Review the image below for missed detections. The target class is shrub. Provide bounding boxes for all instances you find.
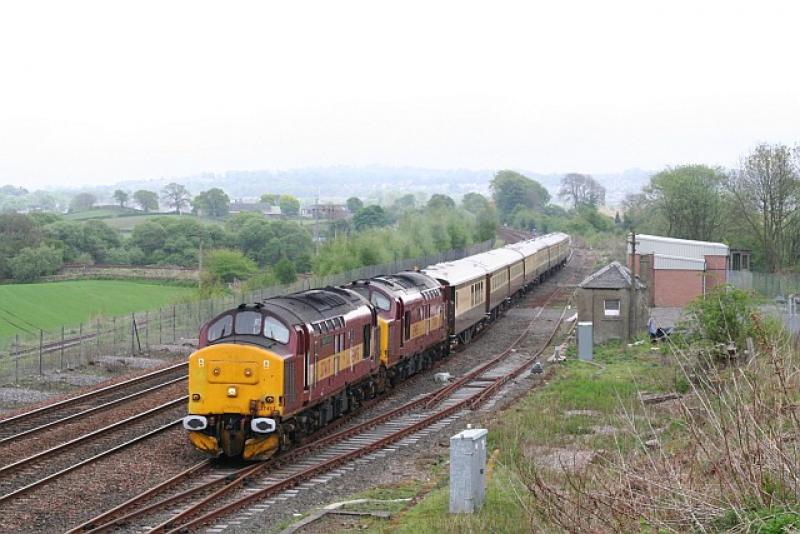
[8,245,64,281]
[685,284,755,346]
[203,249,257,284]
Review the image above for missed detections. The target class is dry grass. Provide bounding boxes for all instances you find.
[522,319,800,533]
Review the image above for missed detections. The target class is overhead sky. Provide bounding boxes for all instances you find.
[1,0,798,189]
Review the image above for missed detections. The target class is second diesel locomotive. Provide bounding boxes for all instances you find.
[182,232,570,460]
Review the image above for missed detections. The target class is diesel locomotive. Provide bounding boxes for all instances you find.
[182,232,570,460]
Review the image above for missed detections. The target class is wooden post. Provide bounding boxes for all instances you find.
[628,230,637,342]
[60,325,65,370]
[79,323,84,366]
[14,333,19,385]
[38,329,43,376]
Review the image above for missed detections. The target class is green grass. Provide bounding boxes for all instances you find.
[0,280,195,336]
[101,213,225,233]
[356,341,678,534]
[63,206,141,220]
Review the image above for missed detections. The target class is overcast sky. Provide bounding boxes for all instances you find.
[0,0,798,189]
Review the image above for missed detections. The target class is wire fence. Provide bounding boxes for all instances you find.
[727,270,800,299]
[0,240,493,385]
[728,270,800,336]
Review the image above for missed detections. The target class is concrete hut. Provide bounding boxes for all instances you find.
[577,261,649,344]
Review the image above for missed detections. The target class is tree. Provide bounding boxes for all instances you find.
[193,188,230,218]
[203,249,257,283]
[131,221,168,257]
[69,193,97,212]
[274,257,297,284]
[161,183,191,214]
[346,197,364,213]
[490,170,550,223]
[232,218,313,270]
[391,194,417,212]
[461,192,491,213]
[113,190,129,207]
[353,205,391,231]
[260,193,279,205]
[726,144,800,272]
[0,214,43,278]
[8,245,63,282]
[82,220,121,262]
[133,190,159,213]
[279,195,300,217]
[558,173,606,209]
[645,165,726,242]
[426,194,456,211]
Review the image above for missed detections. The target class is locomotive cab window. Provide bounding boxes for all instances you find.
[370,292,391,311]
[263,316,290,344]
[235,311,262,335]
[207,315,233,341]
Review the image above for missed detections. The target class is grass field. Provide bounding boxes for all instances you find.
[100,213,224,233]
[63,205,141,220]
[0,280,195,337]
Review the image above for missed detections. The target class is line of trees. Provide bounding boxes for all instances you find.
[623,143,800,272]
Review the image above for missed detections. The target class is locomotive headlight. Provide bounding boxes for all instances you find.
[264,395,275,404]
[213,367,221,376]
[191,393,201,401]
[244,368,252,377]
[227,386,238,397]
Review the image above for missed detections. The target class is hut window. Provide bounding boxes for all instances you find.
[604,299,621,317]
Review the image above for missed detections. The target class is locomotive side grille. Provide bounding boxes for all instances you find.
[284,360,296,406]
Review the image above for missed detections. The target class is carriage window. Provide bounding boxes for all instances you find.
[207,315,233,341]
[263,316,290,344]
[370,292,391,311]
[234,311,262,335]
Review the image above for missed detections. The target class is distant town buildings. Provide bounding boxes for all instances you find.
[301,203,351,220]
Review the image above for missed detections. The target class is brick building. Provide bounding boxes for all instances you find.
[577,261,649,344]
[628,234,729,307]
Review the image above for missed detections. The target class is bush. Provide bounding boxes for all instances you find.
[685,284,755,346]
[274,257,296,284]
[8,245,64,281]
[203,249,257,284]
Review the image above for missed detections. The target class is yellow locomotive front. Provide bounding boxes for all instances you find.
[184,309,290,461]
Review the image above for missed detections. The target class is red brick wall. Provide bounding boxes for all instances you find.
[705,255,728,289]
[653,269,705,307]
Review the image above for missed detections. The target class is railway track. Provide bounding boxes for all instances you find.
[0,362,187,441]
[0,397,186,505]
[69,251,587,534]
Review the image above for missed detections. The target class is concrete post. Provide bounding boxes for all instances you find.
[577,321,593,361]
[449,428,488,514]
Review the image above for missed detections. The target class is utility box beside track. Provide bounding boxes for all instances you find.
[449,428,488,514]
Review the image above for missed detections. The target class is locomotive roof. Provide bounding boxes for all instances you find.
[262,287,369,325]
[371,271,440,291]
[422,260,488,286]
[463,248,524,271]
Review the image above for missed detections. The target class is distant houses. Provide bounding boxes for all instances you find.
[301,203,351,220]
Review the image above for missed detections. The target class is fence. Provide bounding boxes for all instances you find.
[0,240,493,385]
[728,270,800,336]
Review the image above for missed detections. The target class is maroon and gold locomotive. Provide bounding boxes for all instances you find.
[183,233,570,460]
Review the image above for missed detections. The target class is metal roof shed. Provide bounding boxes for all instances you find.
[629,234,729,259]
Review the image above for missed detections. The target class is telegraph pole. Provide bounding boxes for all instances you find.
[628,229,637,341]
